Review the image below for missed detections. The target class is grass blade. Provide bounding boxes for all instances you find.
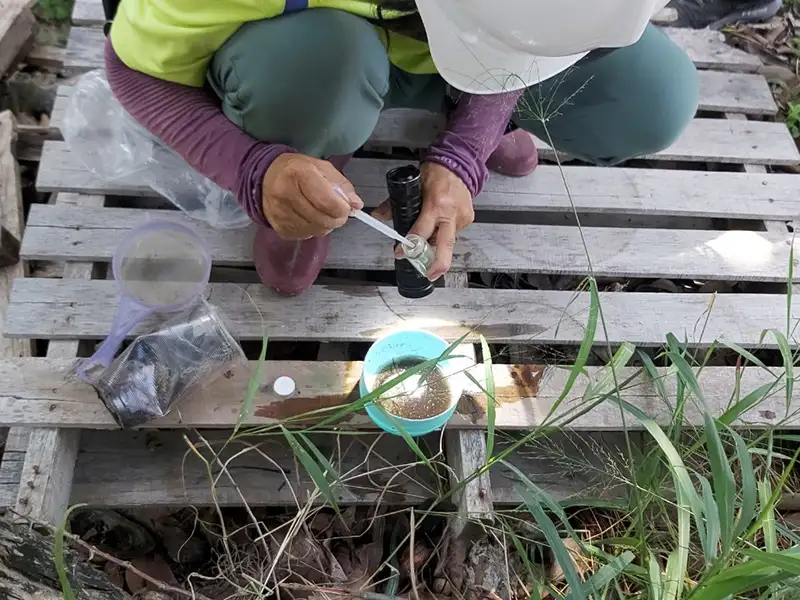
[621,401,701,600]
[54,503,87,600]
[717,340,774,373]
[718,381,781,427]
[741,548,800,576]
[573,550,634,597]
[731,428,758,540]
[554,278,599,409]
[639,350,669,402]
[585,341,635,400]
[698,475,720,563]
[702,412,735,555]
[480,334,496,459]
[665,333,707,409]
[296,431,341,491]
[517,487,584,598]
[280,425,340,513]
[767,329,793,415]
[236,332,267,434]
[647,551,664,599]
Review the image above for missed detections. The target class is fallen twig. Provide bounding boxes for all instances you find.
[280,582,403,600]
[10,509,213,600]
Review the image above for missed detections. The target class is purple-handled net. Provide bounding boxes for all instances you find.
[77,219,211,382]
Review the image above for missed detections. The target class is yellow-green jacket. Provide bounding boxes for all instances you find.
[110,0,436,87]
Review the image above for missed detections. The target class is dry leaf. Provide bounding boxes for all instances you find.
[548,538,586,584]
[126,554,178,595]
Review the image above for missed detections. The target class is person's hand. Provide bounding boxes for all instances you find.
[262,153,363,240]
[373,162,474,280]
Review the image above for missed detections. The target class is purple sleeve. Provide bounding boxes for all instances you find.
[424,90,523,197]
[104,39,294,227]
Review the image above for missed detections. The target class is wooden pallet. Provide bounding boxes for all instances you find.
[2,3,800,524]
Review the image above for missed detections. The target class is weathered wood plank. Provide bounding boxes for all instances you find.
[5,280,798,348]
[443,272,493,534]
[0,429,441,507]
[371,111,800,166]
[0,112,30,361]
[0,0,37,77]
[0,429,640,507]
[13,194,104,523]
[36,143,800,220]
[72,0,104,26]
[64,26,104,74]
[58,25,765,75]
[697,69,776,115]
[21,204,799,281]
[661,27,761,72]
[0,359,795,430]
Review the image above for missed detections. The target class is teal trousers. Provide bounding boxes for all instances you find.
[208,9,699,166]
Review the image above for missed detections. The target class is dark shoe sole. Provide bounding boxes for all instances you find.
[708,0,781,29]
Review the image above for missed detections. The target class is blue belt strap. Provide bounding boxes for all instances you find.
[283,0,309,13]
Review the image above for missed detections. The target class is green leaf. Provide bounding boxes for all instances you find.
[280,425,340,513]
[371,403,435,471]
[639,350,669,402]
[742,548,800,577]
[236,331,267,434]
[553,278,599,412]
[480,334,496,459]
[767,329,793,415]
[731,428,758,540]
[570,551,634,598]
[698,475,720,563]
[647,551,664,599]
[54,503,88,600]
[718,381,781,427]
[665,333,707,410]
[621,401,700,600]
[517,487,584,598]
[702,413,735,555]
[297,431,341,493]
[716,340,774,373]
[585,341,635,400]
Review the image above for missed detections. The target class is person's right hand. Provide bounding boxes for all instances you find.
[262,153,363,240]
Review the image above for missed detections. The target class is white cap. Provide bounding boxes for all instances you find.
[415,0,667,94]
[273,376,296,397]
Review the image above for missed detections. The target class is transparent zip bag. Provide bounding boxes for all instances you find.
[94,301,247,428]
[61,69,251,229]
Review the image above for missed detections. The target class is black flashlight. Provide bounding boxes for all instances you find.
[386,165,434,299]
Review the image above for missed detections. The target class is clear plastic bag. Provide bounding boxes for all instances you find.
[94,301,246,428]
[62,69,251,230]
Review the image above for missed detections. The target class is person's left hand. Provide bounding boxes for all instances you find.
[373,162,474,280]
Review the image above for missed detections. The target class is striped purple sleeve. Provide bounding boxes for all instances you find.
[104,39,294,227]
[424,89,523,198]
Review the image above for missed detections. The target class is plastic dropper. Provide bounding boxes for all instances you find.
[332,184,412,246]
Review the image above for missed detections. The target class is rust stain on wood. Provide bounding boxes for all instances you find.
[254,391,360,421]
[254,362,364,422]
[507,365,545,401]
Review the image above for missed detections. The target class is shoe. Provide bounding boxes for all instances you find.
[663,0,781,29]
[253,227,331,296]
[252,153,353,296]
[486,129,539,177]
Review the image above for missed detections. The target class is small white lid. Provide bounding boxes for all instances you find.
[273,376,296,397]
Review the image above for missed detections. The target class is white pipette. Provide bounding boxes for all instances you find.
[333,184,412,246]
[350,208,413,246]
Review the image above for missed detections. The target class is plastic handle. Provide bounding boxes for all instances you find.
[77,297,154,383]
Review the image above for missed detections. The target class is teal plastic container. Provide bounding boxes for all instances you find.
[359,329,470,436]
